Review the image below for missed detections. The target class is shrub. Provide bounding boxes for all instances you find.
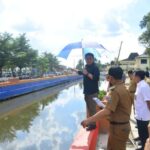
[98,90,106,100]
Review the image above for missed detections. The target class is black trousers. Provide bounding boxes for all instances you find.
[136,119,149,150]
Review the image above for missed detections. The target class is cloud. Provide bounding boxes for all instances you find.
[13,19,42,33]
[0,1,5,13]
[79,18,97,31]
[104,15,123,37]
[0,0,147,66]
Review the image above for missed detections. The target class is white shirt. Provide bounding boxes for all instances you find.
[135,80,150,121]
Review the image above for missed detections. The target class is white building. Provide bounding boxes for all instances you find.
[135,54,150,70]
[119,53,139,71]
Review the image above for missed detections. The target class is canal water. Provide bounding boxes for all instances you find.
[0,81,86,150]
[0,80,107,150]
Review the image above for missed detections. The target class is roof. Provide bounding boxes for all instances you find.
[136,54,149,58]
[122,52,139,61]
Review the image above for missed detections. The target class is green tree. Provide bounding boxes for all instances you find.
[95,59,102,71]
[44,52,60,72]
[139,12,150,67]
[36,56,49,76]
[76,59,83,70]
[0,32,13,77]
[139,12,150,48]
[11,33,38,75]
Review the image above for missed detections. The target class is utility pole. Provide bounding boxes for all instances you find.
[116,41,123,66]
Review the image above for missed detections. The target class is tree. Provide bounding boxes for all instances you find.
[44,52,60,72]
[11,34,38,75]
[95,59,102,71]
[76,59,83,70]
[0,32,13,77]
[139,12,150,48]
[139,12,150,67]
[36,56,49,76]
[0,32,61,78]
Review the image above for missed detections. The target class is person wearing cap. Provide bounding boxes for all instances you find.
[128,70,137,103]
[134,70,150,150]
[77,53,100,131]
[81,67,132,150]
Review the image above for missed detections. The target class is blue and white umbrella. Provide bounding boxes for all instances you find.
[57,41,108,60]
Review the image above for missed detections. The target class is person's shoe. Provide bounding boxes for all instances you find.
[135,142,142,150]
[134,137,140,141]
[86,124,96,131]
[136,141,142,146]
[135,148,142,150]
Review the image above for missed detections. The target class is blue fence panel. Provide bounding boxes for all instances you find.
[0,75,83,100]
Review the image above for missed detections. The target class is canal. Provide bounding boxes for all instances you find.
[0,79,107,150]
[0,81,86,150]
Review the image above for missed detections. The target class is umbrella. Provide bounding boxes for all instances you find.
[83,48,101,58]
[57,41,107,59]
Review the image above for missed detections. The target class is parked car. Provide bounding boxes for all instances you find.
[19,74,31,80]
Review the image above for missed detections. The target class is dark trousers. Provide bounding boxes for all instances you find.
[84,93,97,125]
[136,119,149,150]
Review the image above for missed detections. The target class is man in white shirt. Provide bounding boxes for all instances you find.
[134,70,150,150]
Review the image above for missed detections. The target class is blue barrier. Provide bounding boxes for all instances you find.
[0,75,83,101]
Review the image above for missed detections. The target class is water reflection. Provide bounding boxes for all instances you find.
[0,82,85,150]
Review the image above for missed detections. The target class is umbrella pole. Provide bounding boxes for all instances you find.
[81,39,85,69]
[82,48,85,69]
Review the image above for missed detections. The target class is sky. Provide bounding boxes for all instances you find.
[0,0,150,67]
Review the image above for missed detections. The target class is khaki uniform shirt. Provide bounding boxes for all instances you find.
[128,79,136,93]
[106,82,132,123]
[128,79,137,103]
[146,78,150,86]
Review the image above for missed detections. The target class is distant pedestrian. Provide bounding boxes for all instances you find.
[145,67,149,78]
[134,70,150,150]
[145,67,150,86]
[78,53,100,131]
[128,70,137,103]
[122,72,126,83]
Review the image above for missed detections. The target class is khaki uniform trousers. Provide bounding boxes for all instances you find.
[107,123,130,150]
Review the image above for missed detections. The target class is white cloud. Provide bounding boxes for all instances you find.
[0,0,146,66]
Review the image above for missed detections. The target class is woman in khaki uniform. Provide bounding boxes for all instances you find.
[81,67,132,150]
[128,70,137,103]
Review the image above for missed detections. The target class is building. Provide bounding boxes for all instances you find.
[106,52,150,71]
[119,53,139,71]
[135,54,150,70]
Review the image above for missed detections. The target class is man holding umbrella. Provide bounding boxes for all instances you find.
[77,52,100,131]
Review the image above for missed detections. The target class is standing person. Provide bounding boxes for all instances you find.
[122,72,126,83]
[78,53,100,131]
[128,70,137,103]
[134,70,150,150]
[145,67,150,86]
[81,67,132,150]
[145,67,150,78]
